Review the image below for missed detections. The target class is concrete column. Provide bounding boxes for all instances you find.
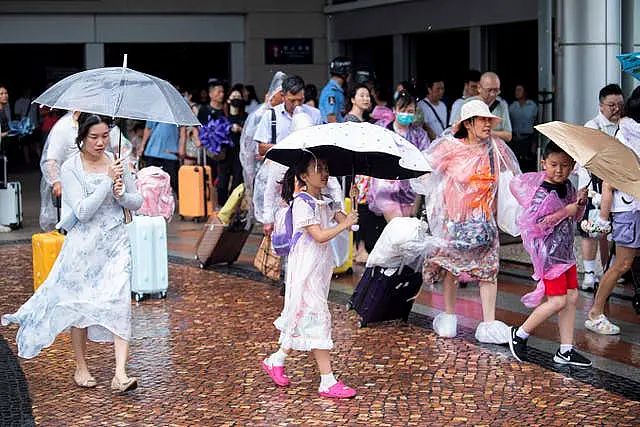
[621,0,640,97]
[230,42,245,85]
[84,43,104,70]
[538,0,553,123]
[326,15,340,61]
[556,0,622,124]
[393,34,407,85]
[469,26,483,71]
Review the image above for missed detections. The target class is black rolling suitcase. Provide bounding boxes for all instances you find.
[347,265,423,328]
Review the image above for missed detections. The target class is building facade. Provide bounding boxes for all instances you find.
[327,0,640,125]
[0,0,328,95]
[1,0,639,124]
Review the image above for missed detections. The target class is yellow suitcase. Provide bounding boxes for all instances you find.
[32,231,65,291]
[333,198,354,275]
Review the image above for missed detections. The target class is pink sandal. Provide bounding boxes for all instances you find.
[262,359,290,386]
[318,381,357,399]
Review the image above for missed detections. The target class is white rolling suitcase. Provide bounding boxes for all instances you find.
[0,181,23,229]
[127,215,169,302]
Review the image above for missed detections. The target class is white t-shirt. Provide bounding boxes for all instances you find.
[254,103,322,146]
[417,98,447,137]
[611,131,639,212]
[448,97,465,126]
[45,113,79,165]
[585,112,618,136]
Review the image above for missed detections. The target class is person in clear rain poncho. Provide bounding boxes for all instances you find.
[239,71,286,227]
[422,100,521,344]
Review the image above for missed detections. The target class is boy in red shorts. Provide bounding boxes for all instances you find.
[508,142,591,366]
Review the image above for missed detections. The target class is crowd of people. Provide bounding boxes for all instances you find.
[1,56,639,400]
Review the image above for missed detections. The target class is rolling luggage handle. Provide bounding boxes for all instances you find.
[198,146,209,218]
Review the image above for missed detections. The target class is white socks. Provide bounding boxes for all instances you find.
[583,260,596,274]
[320,372,337,391]
[560,344,573,354]
[268,349,289,367]
[516,327,530,340]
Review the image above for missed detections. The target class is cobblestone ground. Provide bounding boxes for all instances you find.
[1,244,640,426]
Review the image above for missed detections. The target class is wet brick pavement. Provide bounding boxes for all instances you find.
[2,244,640,426]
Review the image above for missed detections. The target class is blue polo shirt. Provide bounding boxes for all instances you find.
[319,79,345,123]
[144,121,179,160]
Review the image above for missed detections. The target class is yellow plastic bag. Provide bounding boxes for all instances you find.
[218,183,245,225]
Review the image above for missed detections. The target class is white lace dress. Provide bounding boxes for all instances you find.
[2,152,143,359]
[274,194,339,351]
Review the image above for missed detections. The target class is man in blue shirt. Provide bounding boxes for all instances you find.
[139,121,185,193]
[319,57,351,123]
[509,84,538,171]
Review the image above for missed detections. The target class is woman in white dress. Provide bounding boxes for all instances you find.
[2,113,143,393]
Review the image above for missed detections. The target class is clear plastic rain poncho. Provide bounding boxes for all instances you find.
[239,71,287,226]
[510,171,584,308]
[421,131,520,283]
[253,103,321,225]
[366,216,441,272]
[367,122,431,217]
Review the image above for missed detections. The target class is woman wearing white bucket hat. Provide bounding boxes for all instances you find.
[422,99,521,343]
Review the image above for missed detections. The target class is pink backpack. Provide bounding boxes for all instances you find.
[135,166,175,220]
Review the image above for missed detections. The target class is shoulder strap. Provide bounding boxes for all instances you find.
[424,100,446,130]
[295,192,316,207]
[271,108,277,144]
[487,140,496,177]
[489,100,500,112]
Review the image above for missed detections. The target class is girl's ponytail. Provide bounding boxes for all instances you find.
[281,167,296,203]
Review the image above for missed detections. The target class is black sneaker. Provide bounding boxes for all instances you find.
[553,348,592,367]
[508,327,527,362]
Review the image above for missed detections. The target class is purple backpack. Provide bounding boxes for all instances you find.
[272,193,316,256]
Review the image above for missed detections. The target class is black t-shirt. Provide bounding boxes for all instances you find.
[541,180,569,199]
[197,104,225,125]
[228,113,248,148]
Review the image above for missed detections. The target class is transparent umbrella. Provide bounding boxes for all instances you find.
[33,55,200,128]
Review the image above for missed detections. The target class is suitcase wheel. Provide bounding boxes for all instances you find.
[357,319,366,328]
[345,301,352,311]
[160,291,167,299]
[133,292,143,302]
[227,261,234,266]
[199,262,205,269]
[179,215,185,221]
[633,294,640,315]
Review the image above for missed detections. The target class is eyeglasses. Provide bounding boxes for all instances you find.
[602,102,623,109]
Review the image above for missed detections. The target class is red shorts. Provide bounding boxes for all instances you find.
[544,265,578,296]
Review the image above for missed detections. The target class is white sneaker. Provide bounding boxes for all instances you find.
[433,312,457,338]
[0,225,11,233]
[580,272,596,291]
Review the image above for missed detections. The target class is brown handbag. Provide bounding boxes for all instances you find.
[253,236,281,281]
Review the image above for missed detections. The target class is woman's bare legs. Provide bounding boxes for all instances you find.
[590,246,639,319]
[113,334,132,382]
[71,327,93,381]
[443,271,458,314]
[479,280,497,322]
